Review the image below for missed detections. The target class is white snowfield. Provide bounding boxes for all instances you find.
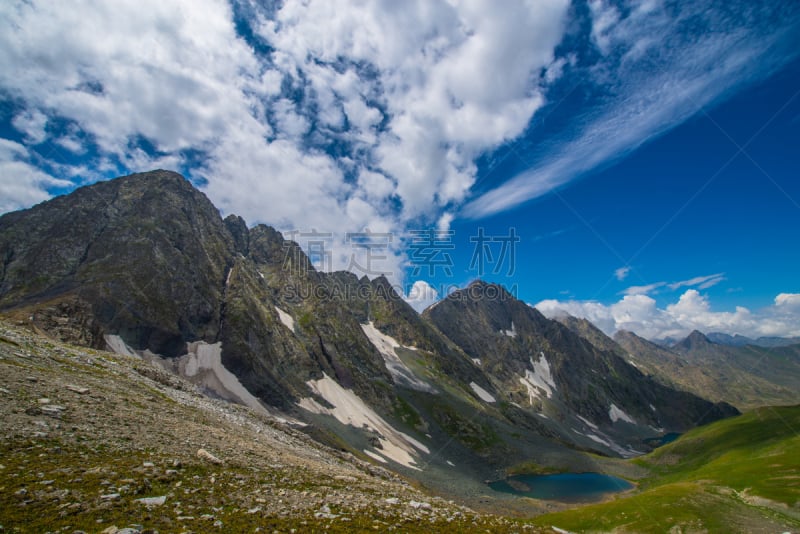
[519,351,556,402]
[105,335,272,418]
[298,373,429,469]
[469,381,496,403]
[577,414,599,430]
[575,427,641,458]
[502,322,517,338]
[105,334,136,357]
[609,403,636,424]
[360,322,436,393]
[274,306,296,333]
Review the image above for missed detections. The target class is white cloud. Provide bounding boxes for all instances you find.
[0,139,73,212]
[462,2,800,219]
[667,273,725,291]
[614,266,631,281]
[536,289,800,340]
[775,293,800,309]
[11,109,49,144]
[254,0,569,220]
[404,280,440,313]
[623,282,666,296]
[623,273,726,296]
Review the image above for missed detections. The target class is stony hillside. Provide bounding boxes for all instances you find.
[613,329,800,410]
[0,320,538,533]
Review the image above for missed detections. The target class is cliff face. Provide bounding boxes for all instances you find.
[0,170,233,356]
[425,281,738,435]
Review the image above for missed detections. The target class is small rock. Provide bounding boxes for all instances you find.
[65,384,89,394]
[40,405,66,418]
[99,528,119,534]
[135,496,166,507]
[100,493,121,501]
[408,500,432,510]
[142,462,154,468]
[384,497,399,505]
[333,475,357,483]
[314,504,339,519]
[37,398,51,404]
[116,529,140,534]
[26,376,38,383]
[196,449,223,465]
[0,386,10,394]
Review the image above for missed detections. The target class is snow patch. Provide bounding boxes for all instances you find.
[585,433,611,446]
[577,415,598,430]
[609,403,635,424]
[361,322,435,393]
[502,322,517,338]
[298,373,428,469]
[177,341,270,417]
[104,335,136,357]
[446,460,455,467]
[363,449,388,464]
[472,358,482,366]
[519,352,556,402]
[649,403,656,412]
[469,382,496,403]
[225,268,233,287]
[258,271,265,279]
[274,306,296,333]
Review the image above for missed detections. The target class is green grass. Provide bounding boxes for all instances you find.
[531,405,800,533]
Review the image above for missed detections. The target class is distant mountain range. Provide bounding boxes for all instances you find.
[6,170,795,496]
[653,332,800,349]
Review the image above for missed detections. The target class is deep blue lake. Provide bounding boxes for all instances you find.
[488,472,634,503]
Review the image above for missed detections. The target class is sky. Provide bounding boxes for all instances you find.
[1,0,799,340]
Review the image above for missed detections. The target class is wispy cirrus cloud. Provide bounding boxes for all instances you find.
[462,0,800,219]
[622,272,725,296]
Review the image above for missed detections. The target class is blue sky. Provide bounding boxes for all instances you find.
[1,0,799,339]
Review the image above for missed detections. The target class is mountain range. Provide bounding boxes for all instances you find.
[3,170,797,507]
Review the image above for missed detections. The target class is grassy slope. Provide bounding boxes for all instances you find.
[531,405,800,533]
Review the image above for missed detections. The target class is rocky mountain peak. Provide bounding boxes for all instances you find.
[675,330,713,353]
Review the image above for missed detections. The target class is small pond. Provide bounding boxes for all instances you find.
[488,472,634,503]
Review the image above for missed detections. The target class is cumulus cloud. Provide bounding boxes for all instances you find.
[775,293,800,309]
[404,280,440,313]
[614,266,631,281]
[0,140,72,212]
[536,289,800,340]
